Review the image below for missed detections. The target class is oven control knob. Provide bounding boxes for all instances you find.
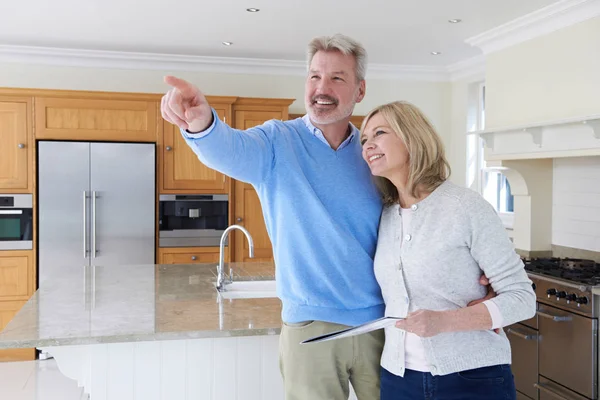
[565,293,577,303]
[556,291,567,300]
[576,296,588,307]
[546,288,556,298]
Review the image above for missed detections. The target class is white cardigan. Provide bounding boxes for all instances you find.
[374,180,536,377]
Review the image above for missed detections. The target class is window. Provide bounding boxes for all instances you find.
[466,83,514,227]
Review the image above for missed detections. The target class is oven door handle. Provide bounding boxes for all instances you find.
[506,327,537,341]
[0,210,23,215]
[534,383,570,400]
[537,310,572,322]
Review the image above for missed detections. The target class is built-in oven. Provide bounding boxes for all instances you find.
[537,303,597,400]
[0,194,33,250]
[158,194,228,247]
[507,312,539,400]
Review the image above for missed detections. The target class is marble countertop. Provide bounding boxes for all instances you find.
[0,262,281,349]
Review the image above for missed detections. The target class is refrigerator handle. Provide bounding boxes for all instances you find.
[83,191,88,258]
[92,191,98,258]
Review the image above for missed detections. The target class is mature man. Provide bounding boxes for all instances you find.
[161,34,491,399]
[162,33,383,399]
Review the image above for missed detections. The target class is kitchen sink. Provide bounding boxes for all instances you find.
[215,280,277,299]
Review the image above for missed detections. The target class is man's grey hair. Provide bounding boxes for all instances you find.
[307,33,368,82]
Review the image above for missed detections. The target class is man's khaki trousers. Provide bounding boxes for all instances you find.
[279,320,384,400]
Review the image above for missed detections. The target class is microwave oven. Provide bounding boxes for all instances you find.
[158,194,228,247]
[0,194,33,250]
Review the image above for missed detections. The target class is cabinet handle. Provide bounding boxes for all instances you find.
[166,146,172,151]
[537,310,572,322]
[191,256,197,261]
[18,143,25,149]
[224,116,227,124]
[236,217,243,222]
[534,383,569,400]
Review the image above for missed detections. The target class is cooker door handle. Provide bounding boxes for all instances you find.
[506,327,536,341]
[537,310,572,322]
[534,383,569,400]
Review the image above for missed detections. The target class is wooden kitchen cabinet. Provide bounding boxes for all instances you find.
[0,300,36,362]
[159,97,236,193]
[34,96,159,142]
[232,98,294,262]
[158,247,230,264]
[0,250,35,361]
[0,97,33,192]
[0,251,33,301]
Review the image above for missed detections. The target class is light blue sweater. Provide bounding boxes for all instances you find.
[180,110,385,326]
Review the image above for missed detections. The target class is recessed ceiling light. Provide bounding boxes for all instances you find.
[246,8,260,12]
[222,41,233,46]
[448,19,462,23]
[430,51,441,55]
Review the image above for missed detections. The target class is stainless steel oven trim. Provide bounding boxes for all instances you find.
[0,241,32,250]
[159,194,228,201]
[528,272,591,293]
[0,194,32,208]
[159,229,226,238]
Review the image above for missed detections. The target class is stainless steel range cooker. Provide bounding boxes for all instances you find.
[508,257,599,400]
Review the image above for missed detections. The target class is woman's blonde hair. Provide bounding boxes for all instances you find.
[360,101,451,205]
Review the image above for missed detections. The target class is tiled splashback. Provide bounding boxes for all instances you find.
[552,156,600,253]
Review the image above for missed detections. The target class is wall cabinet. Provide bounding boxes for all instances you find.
[159,97,236,193]
[232,98,294,262]
[0,97,33,192]
[34,96,159,142]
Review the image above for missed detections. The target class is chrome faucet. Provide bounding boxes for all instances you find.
[217,224,254,291]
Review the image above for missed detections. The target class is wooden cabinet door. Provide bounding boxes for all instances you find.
[161,104,232,193]
[34,97,158,142]
[0,99,31,192]
[0,250,35,361]
[0,300,36,361]
[0,251,33,301]
[232,103,293,263]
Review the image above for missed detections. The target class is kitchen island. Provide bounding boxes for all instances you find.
[0,262,285,400]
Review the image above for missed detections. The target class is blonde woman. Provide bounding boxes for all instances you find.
[359,101,536,400]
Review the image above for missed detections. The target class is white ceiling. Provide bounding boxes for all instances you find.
[0,0,561,67]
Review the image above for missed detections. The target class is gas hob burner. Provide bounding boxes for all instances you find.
[522,257,600,287]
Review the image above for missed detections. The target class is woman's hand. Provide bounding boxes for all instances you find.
[395,310,449,338]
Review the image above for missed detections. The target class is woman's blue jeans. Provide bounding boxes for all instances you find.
[380,364,517,400]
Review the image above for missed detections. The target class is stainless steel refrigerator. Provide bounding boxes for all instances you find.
[38,141,156,286]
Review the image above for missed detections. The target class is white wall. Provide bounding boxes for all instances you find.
[552,156,600,252]
[0,63,448,124]
[485,15,600,128]
[0,61,460,184]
